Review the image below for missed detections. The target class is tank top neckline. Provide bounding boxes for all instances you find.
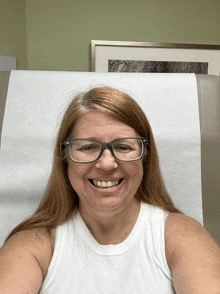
[73,202,146,256]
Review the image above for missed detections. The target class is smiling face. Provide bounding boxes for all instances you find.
[67,110,144,216]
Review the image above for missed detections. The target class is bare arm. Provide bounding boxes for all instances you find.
[0,228,53,294]
[165,213,220,294]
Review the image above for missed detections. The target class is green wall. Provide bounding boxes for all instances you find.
[1,0,220,70]
[0,0,28,69]
[22,0,220,71]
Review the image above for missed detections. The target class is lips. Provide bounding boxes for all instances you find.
[89,178,123,188]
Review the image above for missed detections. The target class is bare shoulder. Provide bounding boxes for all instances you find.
[0,228,54,293]
[4,228,54,276]
[165,213,220,293]
[165,213,211,244]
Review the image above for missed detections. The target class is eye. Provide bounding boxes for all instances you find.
[114,144,134,153]
[76,143,100,152]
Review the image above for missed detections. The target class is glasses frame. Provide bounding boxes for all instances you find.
[63,137,149,163]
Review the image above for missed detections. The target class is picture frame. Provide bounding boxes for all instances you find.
[90,40,220,75]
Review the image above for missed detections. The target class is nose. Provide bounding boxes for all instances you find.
[95,148,118,170]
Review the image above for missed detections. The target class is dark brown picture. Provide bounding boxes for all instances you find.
[108,60,208,74]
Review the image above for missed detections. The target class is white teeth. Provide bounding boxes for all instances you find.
[92,180,120,188]
[106,181,112,187]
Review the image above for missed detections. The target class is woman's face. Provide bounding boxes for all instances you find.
[67,110,144,214]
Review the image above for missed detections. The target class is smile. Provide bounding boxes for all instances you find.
[89,179,123,188]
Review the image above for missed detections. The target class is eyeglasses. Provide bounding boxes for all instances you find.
[63,137,148,163]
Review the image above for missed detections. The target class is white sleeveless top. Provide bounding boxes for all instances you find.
[39,202,176,293]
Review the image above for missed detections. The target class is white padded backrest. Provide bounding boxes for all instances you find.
[0,71,218,246]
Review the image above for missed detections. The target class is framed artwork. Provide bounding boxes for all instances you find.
[90,40,220,75]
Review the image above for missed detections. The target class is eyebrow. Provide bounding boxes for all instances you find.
[71,137,99,141]
[70,137,138,142]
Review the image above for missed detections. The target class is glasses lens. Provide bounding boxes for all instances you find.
[112,138,143,161]
[69,140,101,162]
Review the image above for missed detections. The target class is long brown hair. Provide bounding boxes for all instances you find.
[5,87,181,241]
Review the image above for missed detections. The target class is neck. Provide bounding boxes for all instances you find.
[79,199,141,245]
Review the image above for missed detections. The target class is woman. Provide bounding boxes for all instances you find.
[0,87,220,293]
